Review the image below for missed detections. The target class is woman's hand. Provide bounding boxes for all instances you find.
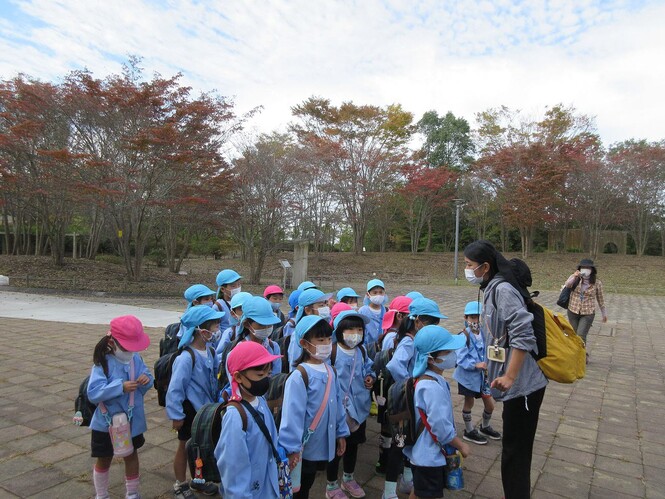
[491,374,515,392]
[336,437,346,456]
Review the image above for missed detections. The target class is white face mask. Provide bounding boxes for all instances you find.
[230,286,242,297]
[114,348,134,364]
[316,306,331,319]
[343,333,363,348]
[579,268,591,277]
[465,265,485,285]
[251,326,273,340]
[309,342,333,360]
[350,305,359,311]
[429,353,456,371]
[369,295,385,305]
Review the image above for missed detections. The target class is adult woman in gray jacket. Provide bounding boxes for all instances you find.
[464,240,547,499]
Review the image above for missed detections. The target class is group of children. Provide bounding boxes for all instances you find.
[86,270,502,499]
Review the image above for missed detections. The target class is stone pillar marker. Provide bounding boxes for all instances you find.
[292,240,309,289]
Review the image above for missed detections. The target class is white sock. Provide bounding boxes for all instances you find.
[384,481,397,495]
[93,466,110,498]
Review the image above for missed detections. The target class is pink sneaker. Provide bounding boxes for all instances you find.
[325,486,347,499]
[341,479,366,498]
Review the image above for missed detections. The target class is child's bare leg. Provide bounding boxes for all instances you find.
[174,440,188,482]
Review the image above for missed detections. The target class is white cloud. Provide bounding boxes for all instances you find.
[0,0,663,145]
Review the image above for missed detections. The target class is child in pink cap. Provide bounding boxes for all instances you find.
[215,341,282,498]
[87,315,153,499]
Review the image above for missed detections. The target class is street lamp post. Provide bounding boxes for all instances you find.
[453,199,465,285]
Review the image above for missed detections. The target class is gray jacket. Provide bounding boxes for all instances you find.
[482,277,548,402]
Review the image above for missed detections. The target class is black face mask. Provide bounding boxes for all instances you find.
[243,376,270,397]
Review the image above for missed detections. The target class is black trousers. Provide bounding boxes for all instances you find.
[501,386,546,499]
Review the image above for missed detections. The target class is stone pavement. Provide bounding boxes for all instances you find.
[0,287,664,498]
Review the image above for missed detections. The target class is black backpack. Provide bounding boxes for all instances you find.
[159,322,181,357]
[74,376,96,427]
[186,401,248,484]
[386,375,433,447]
[154,347,214,407]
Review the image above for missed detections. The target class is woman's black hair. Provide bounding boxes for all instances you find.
[464,240,531,302]
[295,320,333,365]
[92,335,113,375]
[334,316,365,345]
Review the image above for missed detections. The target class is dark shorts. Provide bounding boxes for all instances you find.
[412,464,446,498]
[346,420,367,445]
[177,400,197,441]
[91,430,144,458]
[458,382,482,399]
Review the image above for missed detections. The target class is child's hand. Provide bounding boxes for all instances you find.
[364,375,375,389]
[336,438,346,456]
[458,441,471,458]
[475,362,487,370]
[287,452,300,470]
[123,381,138,393]
[136,374,150,385]
[172,419,184,431]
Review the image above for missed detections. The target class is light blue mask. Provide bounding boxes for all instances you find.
[429,352,456,371]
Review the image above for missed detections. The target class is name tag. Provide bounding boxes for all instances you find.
[487,345,506,363]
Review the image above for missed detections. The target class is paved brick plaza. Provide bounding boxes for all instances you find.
[0,287,663,498]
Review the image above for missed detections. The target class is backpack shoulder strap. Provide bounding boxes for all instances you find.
[183,346,196,368]
[460,330,470,347]
[295,364,309,389]
[226,401,248,432]
[359,344,367,361]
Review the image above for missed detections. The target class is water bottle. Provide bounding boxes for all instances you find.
[444,444,464,490]
[109,413,134,458]
[73,411,84,426]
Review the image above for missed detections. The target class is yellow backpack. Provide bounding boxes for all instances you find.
[536,305,586,383]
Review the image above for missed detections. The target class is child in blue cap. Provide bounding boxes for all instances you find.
[287,288,332,372]
[166,306,224,498]
[326,310,375,498]
[358,279,387,357]
[218,296,282,388]
[453,301,501,445]
[336,287,361,310]
[183,284,216,309]
[279,315,349,499]
[383,297,447,496]
[214,291,252,359]
[403,325,470,499]
[214,269,242,332]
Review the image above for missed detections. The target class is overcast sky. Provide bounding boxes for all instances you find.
[1,0,663,146]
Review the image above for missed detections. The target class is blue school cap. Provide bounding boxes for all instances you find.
[178,306,225,349]
[464,301,482,316]
[216,269,242,286]
[230,291,252,310]
[412,325,466,377]
[333,310,370,332]
[406,291,424,300]
[336,287,360,301]
[288,289,302,311]
[366,279,385,292]
[409,297,448,319]
[294,315,328,344]
[238,296,281,332]
[183,284,216,308]
[297,281,318,291]
[295,288,332,323]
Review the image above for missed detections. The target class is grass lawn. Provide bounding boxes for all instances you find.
[0,251,663,296]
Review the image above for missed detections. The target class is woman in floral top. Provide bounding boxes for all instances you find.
[564,258,607,358]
